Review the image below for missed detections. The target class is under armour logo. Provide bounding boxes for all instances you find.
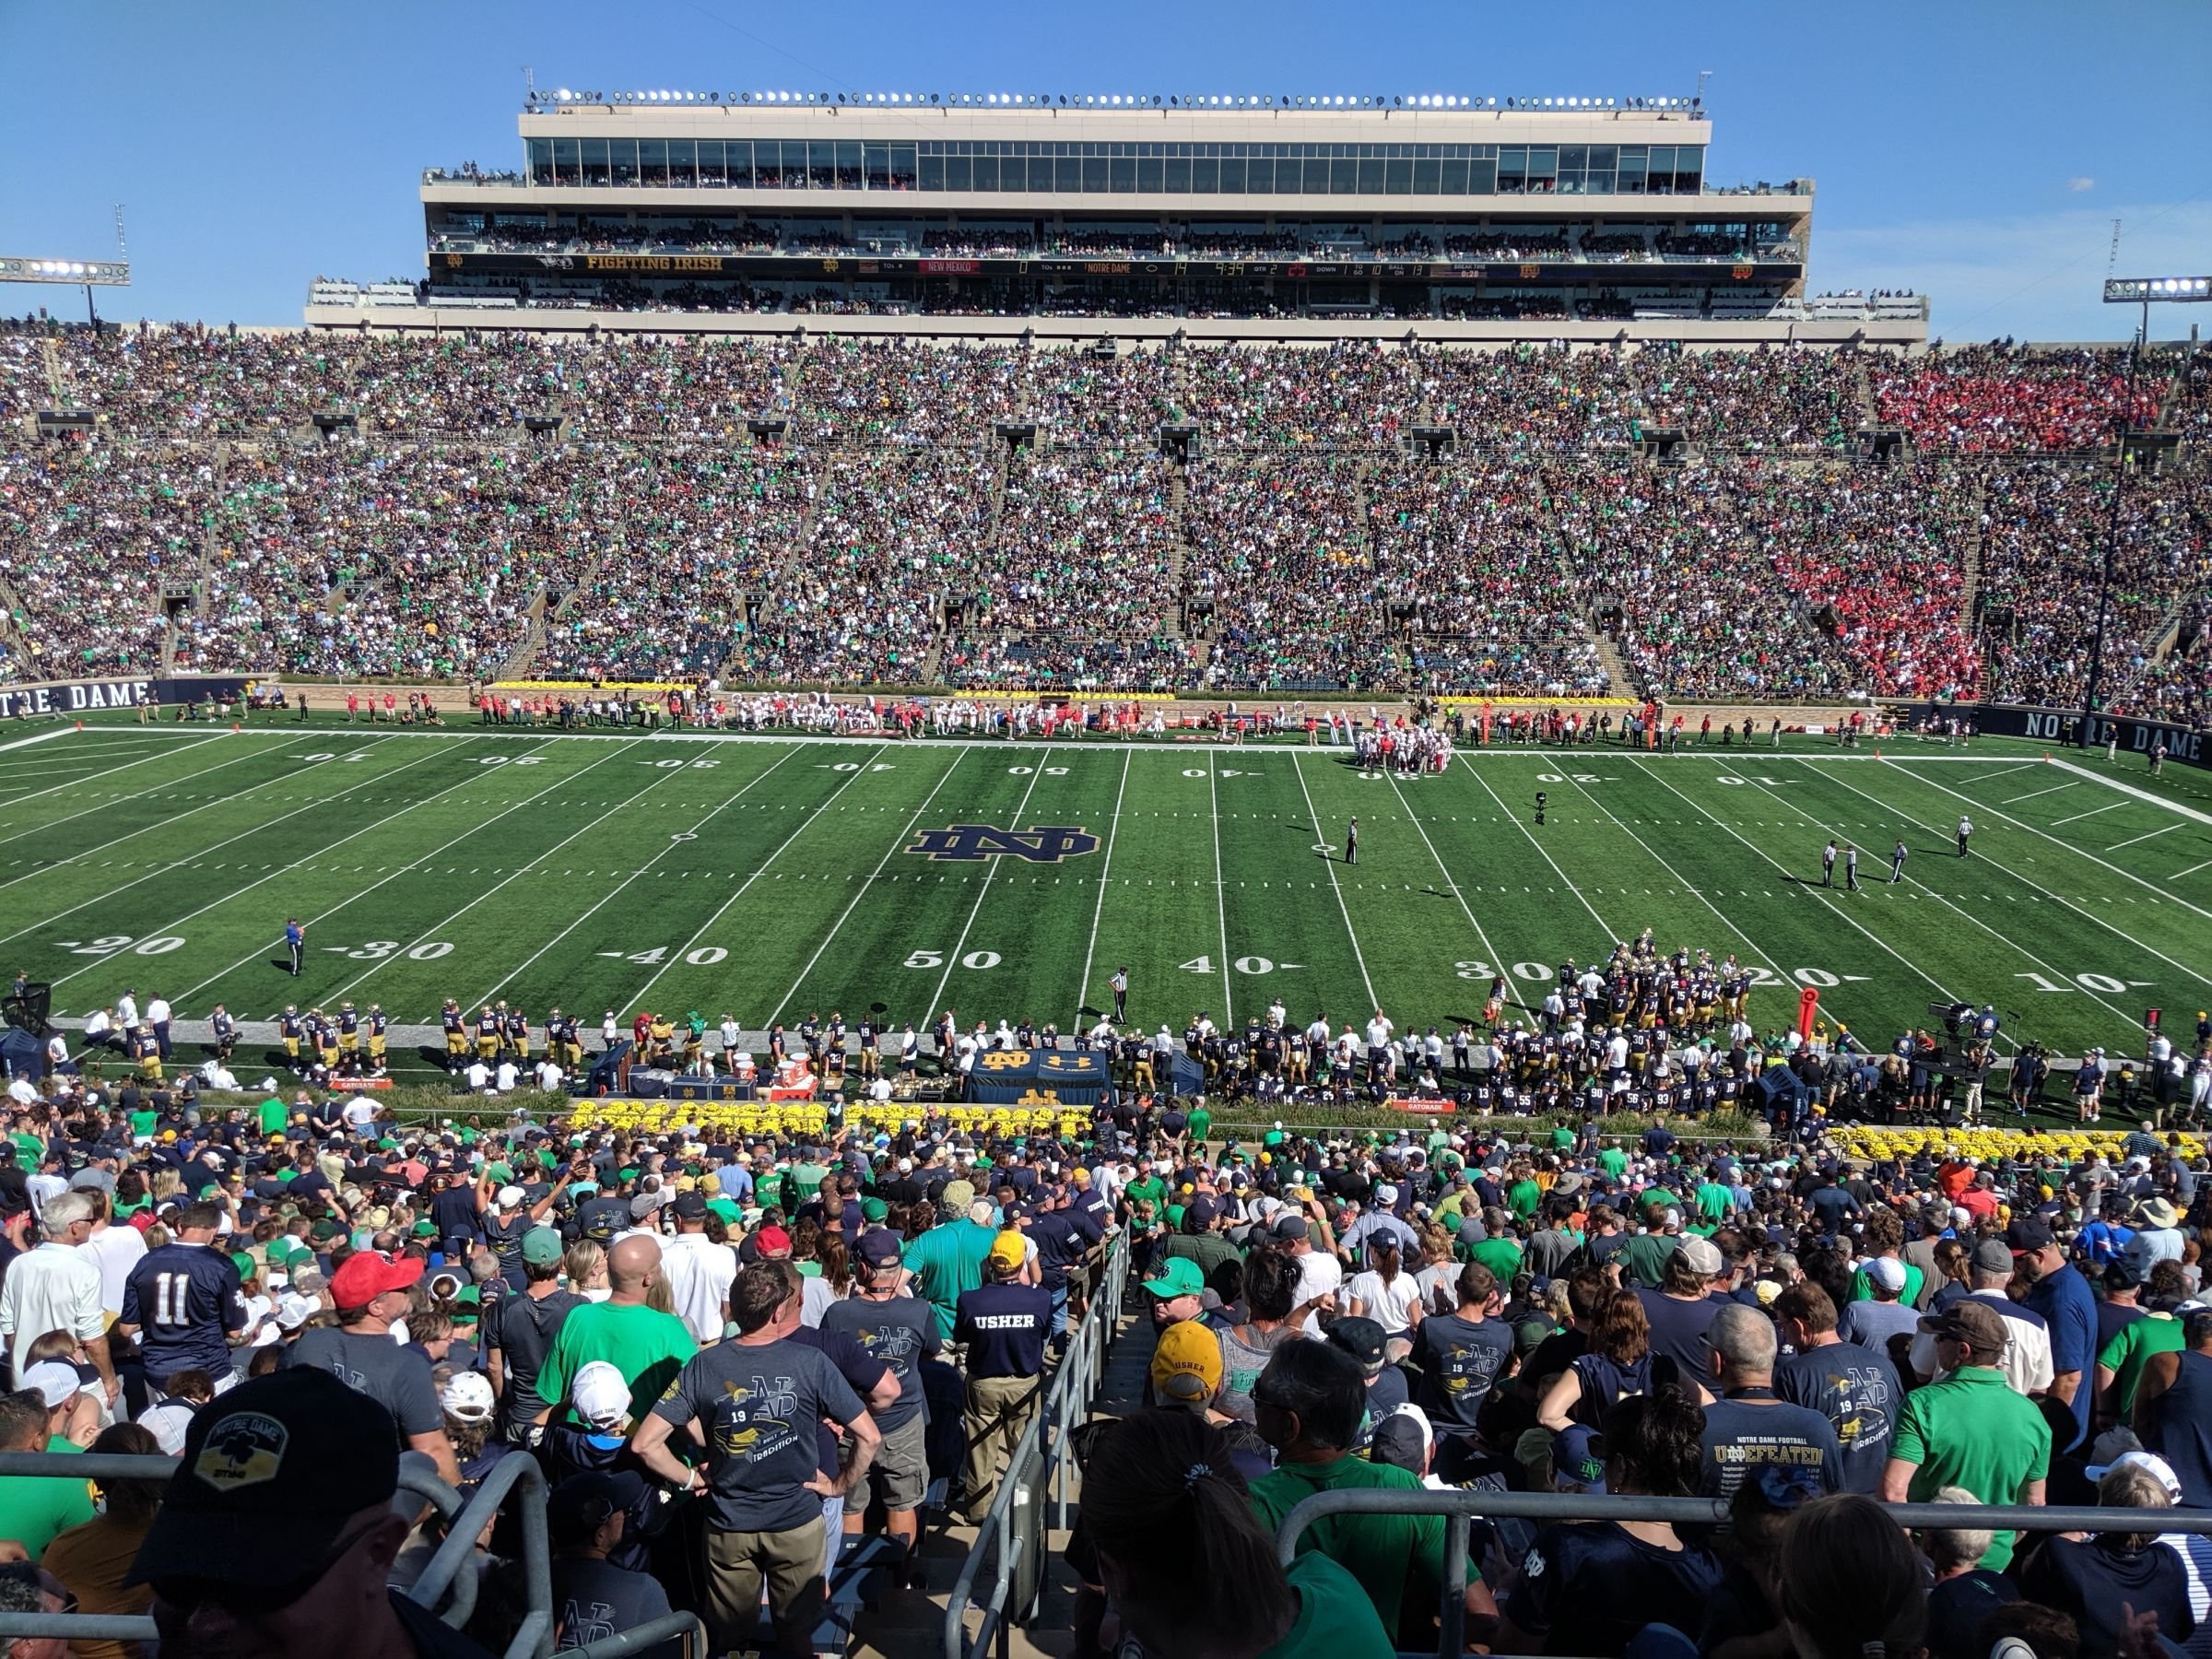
[907,825,1100,864]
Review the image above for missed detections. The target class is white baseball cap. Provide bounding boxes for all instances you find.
[571,1360,631,1431]
[21,1360,82,1409]
[441,1370,497,1425]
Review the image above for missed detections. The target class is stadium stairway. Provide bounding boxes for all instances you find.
[1849,353,1878,429]
[1590,628,1634,696]
[0,577,31,663]
[494,598,547,680]
[849,1286,1155,1659]
[37,338,67,405]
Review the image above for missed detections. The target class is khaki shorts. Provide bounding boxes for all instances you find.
[843,1409,928,1514]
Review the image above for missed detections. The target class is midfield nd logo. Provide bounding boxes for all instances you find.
[906,824,1101,864]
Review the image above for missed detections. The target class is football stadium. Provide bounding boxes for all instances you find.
[4,16,2212,1659]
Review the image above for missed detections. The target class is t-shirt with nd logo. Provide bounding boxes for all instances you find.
[651,1336,867,1534]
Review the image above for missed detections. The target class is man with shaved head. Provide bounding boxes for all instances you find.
[535,1231,698,1428]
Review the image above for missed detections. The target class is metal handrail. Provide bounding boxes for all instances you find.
[0,1451,543,1655]
[943,1233,1132,1659]
[561,1608,706,1659]
[1274,1488,2212,1659]
[406,1450,552,1659]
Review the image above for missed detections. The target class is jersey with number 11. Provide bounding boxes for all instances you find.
[123,1241,251,1382]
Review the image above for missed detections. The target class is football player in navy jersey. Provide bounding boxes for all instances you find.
[119,1201,252,1394]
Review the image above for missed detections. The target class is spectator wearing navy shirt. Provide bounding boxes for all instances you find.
[955,1231,1053,1522]
[116,1200,250,1392]
[1696,1304,1841,1502]
[1496,1385,1723,1653]
[2017,1217,2098,1453]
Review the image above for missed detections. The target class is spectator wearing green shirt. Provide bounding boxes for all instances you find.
[904,1196,999,1342]
[1249,1339,1490,1646]
[0,1389,94,1559]
[786,1155,829,1205]
[1121,1164,1168,1223]
[255,1094,289,1136]
[1615,1203,1683,1290]
[1692,1169,1735,1227]
[1159,1195,1241,1278]
[2098,1264,2193,1422]
[1505,1162,1543,1225]
[1881,1299,2050,1571]
[533,1235,698,1428]
[1184,1101,1212,1147]
[1465,1209,1524,1285]
[1596,1143,1630,1182]
[1847,1212,1924,1309]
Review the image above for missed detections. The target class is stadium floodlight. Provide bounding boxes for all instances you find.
[0,256,129,325]
[2,259,129,282]
[2106,276,2212,301]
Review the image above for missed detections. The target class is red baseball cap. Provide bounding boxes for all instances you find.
[756,1226,792,1256]
[329,1249,425,1311]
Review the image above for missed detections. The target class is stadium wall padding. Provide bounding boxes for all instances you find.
[0,676,250,720]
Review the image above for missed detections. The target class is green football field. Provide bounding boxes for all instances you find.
[2,718,2209,1080]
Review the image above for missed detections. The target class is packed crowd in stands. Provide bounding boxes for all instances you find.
[541,447,811,681]
[1976,461,2212,710]
[2,324,2206,712]
[5,988,2212,1659]
[1874,344,2168,453]
[0,438,205,677]
[1181,342,1415,448]
[1555,460,1847,700]
[1369,457,1610,696]
[1730,457,1984,700]
[732,448,994,685]
[1184,453,1396,691]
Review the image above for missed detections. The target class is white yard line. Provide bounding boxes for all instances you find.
[1206,752,1238,1022]
[769,748,972,1027]
[0,735,315,867]
[1289,753,1375,1015]
[1381,763,1507,982]
[0,726,75,756]
[1786,761,2204,1022]
[1453,753,1614,939]
[2046,759,2212,829]
[0,731,234,823]
[2050,801,2127,827]
[1545,762,1880,1038]
[326,744,698,1012]
[457,746,806,1010]
[41,739,511,988]
[927,747,1054,1021]
[1886,761,2212,925]
[2172,858,2212,882]
[1631,759,1979,1019]
[2004,781,2077,806]
[1,736,430,949]
[173,735,601,1006]
[624,746,891,1011]
[2108,824,2183,853]
[1075,750,1133,1026]
[0,743,172,777]
[71,722,2071,761]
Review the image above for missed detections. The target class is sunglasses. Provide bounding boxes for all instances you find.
[151,1518,381,1617]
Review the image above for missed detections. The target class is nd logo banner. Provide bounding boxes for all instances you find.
[906,824,1100,864]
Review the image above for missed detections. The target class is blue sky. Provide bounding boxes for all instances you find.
[3,0,2206,339]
